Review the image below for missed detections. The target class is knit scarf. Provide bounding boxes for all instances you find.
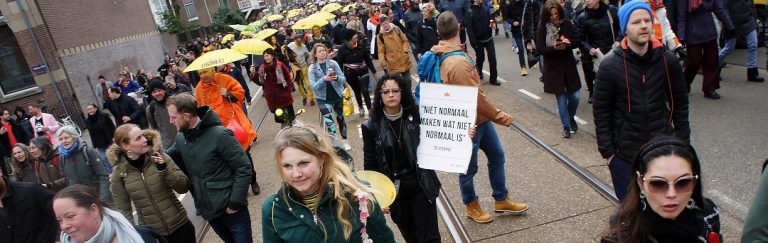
[58,141,80,158]
[259,61,288,88]
[60,208,144,243]
[545,21,561,47]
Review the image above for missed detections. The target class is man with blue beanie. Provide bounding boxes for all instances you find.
[592,0,691,202]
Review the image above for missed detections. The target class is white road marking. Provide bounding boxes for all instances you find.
[518,89,541,100]
[482,70,508,83]
[574,116,588,125]
[708,190,749,217]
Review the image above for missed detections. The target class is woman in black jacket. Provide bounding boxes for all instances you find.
[362,74,442,242]
[12,106,34,145]
[85,104,116,173]
[536,0,582,138]
[336,29,377,117]
[602,136,721,242]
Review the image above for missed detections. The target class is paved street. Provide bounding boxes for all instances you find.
[189,34,763,242]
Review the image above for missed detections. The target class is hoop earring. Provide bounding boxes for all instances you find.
[686,198,696,209]
[639,191,647,211]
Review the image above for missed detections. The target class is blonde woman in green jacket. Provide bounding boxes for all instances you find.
[263,125,395,243]
[108,124,195,242]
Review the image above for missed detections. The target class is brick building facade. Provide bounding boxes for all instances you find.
[0,0,166,127]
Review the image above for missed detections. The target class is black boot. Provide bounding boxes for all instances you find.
[748,68,765,82]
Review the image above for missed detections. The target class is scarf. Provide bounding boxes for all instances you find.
[58,141,80,158]
[688,0,703,12]
[259,61,288,88]
[545,22,561,47]
[384,107,403,121]
[644,206,704,242]
[60,208,144,243]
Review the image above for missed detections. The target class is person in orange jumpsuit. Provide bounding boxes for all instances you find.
[195,67,261,195]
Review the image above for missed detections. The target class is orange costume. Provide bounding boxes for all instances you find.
[195,73,257,150]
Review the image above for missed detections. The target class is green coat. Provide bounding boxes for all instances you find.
[262,186,396,243]
[109,129,190,236]
[166,106,253,221]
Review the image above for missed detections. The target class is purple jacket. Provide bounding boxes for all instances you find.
[677,0,734,45]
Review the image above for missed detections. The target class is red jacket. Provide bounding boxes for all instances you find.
[254,61,293,112]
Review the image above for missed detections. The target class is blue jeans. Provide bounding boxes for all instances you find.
[555,90,580,130]
[719,29,758,68]
[459,122,508,204]
[208,208,253,243]
[608,156,632,202]
[513,36,526,68]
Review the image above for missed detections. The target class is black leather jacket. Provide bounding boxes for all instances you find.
[362,114,441,202]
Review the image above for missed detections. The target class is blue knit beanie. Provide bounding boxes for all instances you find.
[618,0,653,34]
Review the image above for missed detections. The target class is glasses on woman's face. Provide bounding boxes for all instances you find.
[643,175,698,194]
[380,88,401,95]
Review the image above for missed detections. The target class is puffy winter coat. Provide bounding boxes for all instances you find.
[593,39,690,161]
[109,129,190,236]
[362,112,441,202]
[724,0,758,36]
[262,186,396,242]
[166,106,252,221]
[59,142,111,203]
[575,3,620,55]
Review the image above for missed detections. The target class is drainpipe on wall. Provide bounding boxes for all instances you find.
[18,0,71,117]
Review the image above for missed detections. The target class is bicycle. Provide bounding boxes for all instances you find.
[60,115,82,137]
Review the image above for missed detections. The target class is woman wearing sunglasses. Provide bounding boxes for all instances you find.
[602,136,722,242]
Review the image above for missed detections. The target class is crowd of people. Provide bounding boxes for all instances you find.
[0,0,767,242]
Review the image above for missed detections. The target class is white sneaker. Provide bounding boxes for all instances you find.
[342,139,352,151]
[513,47,519,53]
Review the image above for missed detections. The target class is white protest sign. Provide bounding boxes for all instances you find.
[417,82,478,173]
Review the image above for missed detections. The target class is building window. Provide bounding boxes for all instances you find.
[0,26,37,94]
[184,0,198,20]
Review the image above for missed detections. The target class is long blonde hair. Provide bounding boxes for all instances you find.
[273,124,375,241]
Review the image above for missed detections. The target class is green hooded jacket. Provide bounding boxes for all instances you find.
[166,106,253,221]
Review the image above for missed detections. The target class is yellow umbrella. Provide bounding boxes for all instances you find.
[220,34,235,44]
[355,171,397,208]
[184,49,247,72]
[292,18,330,30]
[287,11,301,18]
[240,30,253,37]
[308,11,336,20]
[267,14,284,21]
[253,28,278,40]
[231,39,273,55]
[342,4,354,12]
[321,3,343,12]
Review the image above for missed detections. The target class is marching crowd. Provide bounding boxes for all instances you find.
[1,0,768,242]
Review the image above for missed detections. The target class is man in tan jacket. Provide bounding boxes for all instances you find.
[376,15,413,83]
[432,11,528,224]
